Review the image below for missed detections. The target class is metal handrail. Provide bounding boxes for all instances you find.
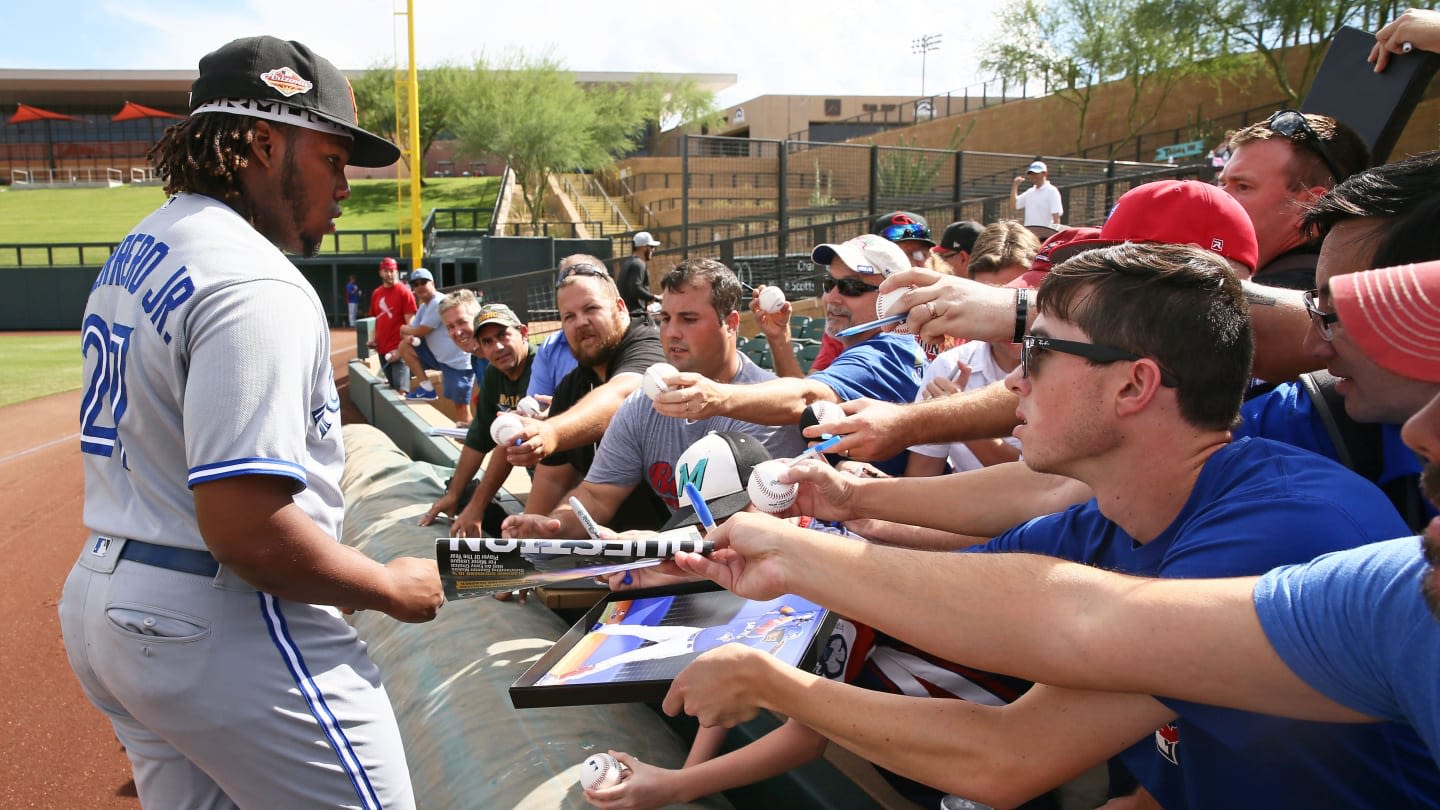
[584,174,631,230]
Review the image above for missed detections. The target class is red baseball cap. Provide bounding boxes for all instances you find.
[1006,226,1104,290]
[1047,180,1258,273]
[379,256,398,270]
[1331,261,1440,383]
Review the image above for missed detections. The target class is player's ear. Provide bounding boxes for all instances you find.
[249,121,279,168]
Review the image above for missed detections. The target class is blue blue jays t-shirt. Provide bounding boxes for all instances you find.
[1238,383,1433,529]
[1256,537,1440,778]
[977,437,1440,808]
[809,332,924,476]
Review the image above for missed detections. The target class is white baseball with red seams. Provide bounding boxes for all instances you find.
[516,396,542,417]
[490,412,524,446]
[642,363,678,400]
[875,285,913,318]
[581,753,623,790]
[758,286,786,314]
[748,460,798,513]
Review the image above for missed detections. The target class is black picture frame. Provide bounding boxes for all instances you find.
[509,581,836,709]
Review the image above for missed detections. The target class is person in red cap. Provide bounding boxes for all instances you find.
[668,259,1440,778]
[369,254,417,390]
[803,180,1260,465]
[667,244,1440,807]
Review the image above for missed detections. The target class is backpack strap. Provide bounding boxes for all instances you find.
[1296,370,1383,480]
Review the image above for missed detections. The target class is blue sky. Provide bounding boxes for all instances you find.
[4,0,1007,109]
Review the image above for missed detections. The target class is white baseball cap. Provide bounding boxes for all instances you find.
[1027,160,1048,174]
[810,234,911,276]
[634,231,662,248]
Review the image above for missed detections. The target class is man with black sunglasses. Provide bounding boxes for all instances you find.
[666,243,1439,809]
[651,234,924,476]
[1219,111,1369,289]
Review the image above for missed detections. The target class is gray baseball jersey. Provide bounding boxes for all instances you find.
[60,192,413,808]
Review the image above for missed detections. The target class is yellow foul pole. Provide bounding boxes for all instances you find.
[405,0,423,265]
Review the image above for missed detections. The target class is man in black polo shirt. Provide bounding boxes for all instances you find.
[502,264,669,530]
[418,302,534,537]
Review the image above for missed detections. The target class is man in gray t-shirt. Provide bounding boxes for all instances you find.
[504,259,804,539]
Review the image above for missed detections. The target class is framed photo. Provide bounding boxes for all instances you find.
[509,582,836,709]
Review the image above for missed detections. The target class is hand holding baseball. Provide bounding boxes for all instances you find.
[579,752,627,791]
[801,397,914,463]
[882,269,1016,346]
[651,373,725,421]
[580,752,680,809]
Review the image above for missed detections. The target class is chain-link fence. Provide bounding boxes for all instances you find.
[606,135,1200,299]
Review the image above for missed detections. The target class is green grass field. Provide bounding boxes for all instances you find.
[0,177,499,261]
[0,333,83,408]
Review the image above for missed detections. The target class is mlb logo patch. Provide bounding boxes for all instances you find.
[90,536,111,556]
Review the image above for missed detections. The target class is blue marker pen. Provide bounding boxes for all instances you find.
[790,434,843,465]
[836,312,907,338]
[684,482,715,534]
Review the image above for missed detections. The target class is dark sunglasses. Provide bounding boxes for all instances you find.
[1264,110,1344,182]
[555,263,611,289]
[819,274,881,297]
[1021,334,1179,388]
[878,222,932,243]
[1302,288,1339,342]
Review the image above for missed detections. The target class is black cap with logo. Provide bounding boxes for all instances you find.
[189,36,400,168]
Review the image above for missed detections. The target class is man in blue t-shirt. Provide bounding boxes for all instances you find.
[1237,152,1440,532]
[651,234,923,476]
[661,244,1440,809]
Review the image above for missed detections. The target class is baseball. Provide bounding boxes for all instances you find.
[642,363,678,400]
[748,460,798,513]
[581,753,624,791]
[410,336,422,346]
[875,285,913,318]
[490,412,524,446]
[805,400,845,428]
[757,285,786,313]
[516,396,543,417]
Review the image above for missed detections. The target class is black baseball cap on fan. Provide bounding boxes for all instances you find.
[189,36,401,168]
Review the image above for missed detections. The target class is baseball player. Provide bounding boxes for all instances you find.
[58,36,442,808]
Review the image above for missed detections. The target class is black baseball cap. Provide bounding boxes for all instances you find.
[189,36,400,168]
[661,432,773,531]
[935,220,984,256]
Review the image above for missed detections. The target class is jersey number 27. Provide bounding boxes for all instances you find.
[80,314,134,459]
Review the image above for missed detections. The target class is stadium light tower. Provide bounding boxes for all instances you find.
[912,34,942,97]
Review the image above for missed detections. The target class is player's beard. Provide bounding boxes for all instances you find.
[573,310,627,368]
[281,147,322,258]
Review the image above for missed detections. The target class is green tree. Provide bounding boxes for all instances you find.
[1183,0,1403,105]
[351,63,467,178]
[982,0,1232,157]
[450,53,715,229]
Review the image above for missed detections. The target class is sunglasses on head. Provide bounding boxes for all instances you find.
[878,223,931,243]
[555,263,611,288]
[1264,110,1344,182]
[819,274,881,297]
[1021,334,1179,388]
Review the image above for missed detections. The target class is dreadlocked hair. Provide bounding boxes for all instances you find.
[146,114,259,214]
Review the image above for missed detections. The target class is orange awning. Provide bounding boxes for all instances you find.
[7,103,80,124]
[112,101,183,122]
